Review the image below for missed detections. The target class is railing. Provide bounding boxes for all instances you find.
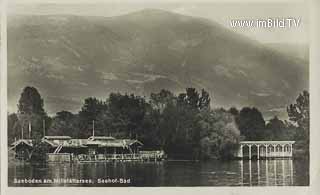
[74,152,165,162]
[53,144,63,154]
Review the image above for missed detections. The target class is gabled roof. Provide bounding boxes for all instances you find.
[42,138,88,148]
[10,137,144,149]
[9,139,33,150]
[240,141,295,145]
[98,139,143,148]
[123,139,143,146]
[87,136,115,141]
[98,139,127,148]
[43,136,72,140]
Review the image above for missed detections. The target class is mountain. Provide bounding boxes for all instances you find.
[7,9,308,118]
[266,43,309,62]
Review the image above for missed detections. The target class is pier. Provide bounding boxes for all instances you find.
[47,152,165,163]
[9,136,166,162]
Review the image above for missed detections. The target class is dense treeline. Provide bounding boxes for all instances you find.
[8,86,309,160]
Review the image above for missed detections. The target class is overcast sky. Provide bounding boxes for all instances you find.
[8,0,309,44]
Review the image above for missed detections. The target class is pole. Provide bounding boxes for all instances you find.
[28,121,31,139]
[21,126,24,139]
[43,119,46,137]
[92,120,95,138]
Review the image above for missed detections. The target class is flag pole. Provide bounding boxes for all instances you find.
[43,119,46,137]
[92,120,95,138]
[28,121,31,139]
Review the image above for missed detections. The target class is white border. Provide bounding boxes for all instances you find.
[1,0,8,193]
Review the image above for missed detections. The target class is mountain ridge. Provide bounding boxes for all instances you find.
[8,10,308,119]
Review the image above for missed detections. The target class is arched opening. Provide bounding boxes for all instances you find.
[242,145,250,159]
[285,144,291,153]
[284,144,291,157]
[251,145,258,160]
[267,145,274,157]
[259,145,267,158]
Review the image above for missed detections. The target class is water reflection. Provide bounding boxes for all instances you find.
[9,159,308,186]
[239,159,306,186]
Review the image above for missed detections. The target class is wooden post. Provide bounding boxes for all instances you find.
[266,158,269,185]
[257,159,260,185]
[265,145,268,158]
[240,160,243,185]
[43,119,46,137]
[290,159,293,185]
[257,145,260,160]
[248,145,252,160]
[92,120,95,138]
[249,160,252,185]
[273,160,277,185]
[238,145,243,158]
[21,127,24,139]
[28,122,31,139]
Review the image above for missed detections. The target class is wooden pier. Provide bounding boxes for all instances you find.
[10,136,166,162]
[47,152,165,163]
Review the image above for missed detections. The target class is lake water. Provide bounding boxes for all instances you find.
[8,159,309,186]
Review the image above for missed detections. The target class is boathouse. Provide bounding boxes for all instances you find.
[236,141,295,159]
[42,136,88,155]
[10,135,144,162]
[9,139,33,160]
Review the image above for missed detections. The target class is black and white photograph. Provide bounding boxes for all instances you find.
[5,0,311,187]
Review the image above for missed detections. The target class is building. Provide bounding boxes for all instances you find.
[9,136,165,162]
[9,139,33,160]
[236,141,295,160]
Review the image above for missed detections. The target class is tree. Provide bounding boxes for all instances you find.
[228,107,239,116]
[30,134,50,163]
[265,116,287,140]
[8,113,21,145]
[18,86,45,116]
[236,107,266,140]
[287,90,309,140]
[150,89,175,113]
[157,88,212,160]
[16,86,48,139]
[78,97,107,137]
[9,86,244,161]
[199,89,211,110]
[106,93,148,138]
[177,88,210,110]
[287,90,309,157]
[48,111,79,137]
[198,109,240,159]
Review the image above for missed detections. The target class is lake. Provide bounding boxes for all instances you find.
[8,159,309,186]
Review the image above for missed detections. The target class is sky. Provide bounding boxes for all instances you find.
[8,0,309,44]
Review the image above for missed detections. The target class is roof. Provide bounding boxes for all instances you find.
[240,141,295,145]
[11,137,144,149]
[123,139,143,146]
[88,136,115,141]
[42,138,88,148]
[86,139,143,148]
[43,136,72,140]
[9,139,33,150]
